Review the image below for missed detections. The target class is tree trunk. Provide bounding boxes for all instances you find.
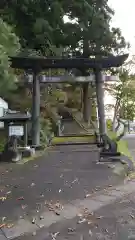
[112,99,121,131]
[112,105,117,132]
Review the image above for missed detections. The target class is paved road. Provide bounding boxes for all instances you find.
[124,134,135,164]
[0,135,134,239]
[124,134,135,151]
[14,186,135,240]
[0,145,123,225]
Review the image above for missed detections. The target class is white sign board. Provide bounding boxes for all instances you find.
[9,126,24,136]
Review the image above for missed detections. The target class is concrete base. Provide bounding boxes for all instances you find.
[99,156,121,162]
[12,152,22,163]
[18,147,35,158]
[31,145,44,150]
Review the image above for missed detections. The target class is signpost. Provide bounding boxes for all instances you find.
[0,112,31,146]
[9,125,24,136]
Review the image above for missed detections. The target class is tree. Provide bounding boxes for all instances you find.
[62,0,129,121]
[0,0,65,55]
[1,0,128,56]
[105,69,135,131]
[0,0,129,123]
[0,18,20,98]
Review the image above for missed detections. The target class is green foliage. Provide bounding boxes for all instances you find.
[40,117,52,147]
[0,0,131,148]
[106,119,113,131]
[0,0,128,56]
[1,0,65,55]
[117,139,133,161]
[0,132,6,152]
[0,18,20,97]
[107,130,117,141]
[63,0,129,55]
[46,89,68,106]
[106,69,135,122]
[17,48,41,57]
[91,102,97,121]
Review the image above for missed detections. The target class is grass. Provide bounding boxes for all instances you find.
[51,135,96,144]
[117,140,134,162]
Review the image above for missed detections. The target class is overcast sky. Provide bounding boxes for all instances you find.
[109,0,135,54]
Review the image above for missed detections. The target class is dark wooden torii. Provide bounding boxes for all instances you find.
[11,54,128,69]
[10,54,128,147]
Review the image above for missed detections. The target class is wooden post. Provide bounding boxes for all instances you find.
[24,122,28,146]
[5,122,9,140]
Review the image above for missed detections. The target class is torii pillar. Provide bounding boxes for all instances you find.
[94,68,106,144]
[31,72,40,147]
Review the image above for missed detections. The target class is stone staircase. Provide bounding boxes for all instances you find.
[63,107,97,135]
[62,120,89,135]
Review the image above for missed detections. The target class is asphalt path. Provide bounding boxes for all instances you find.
[0,145,122,225]
[0,134,134,239]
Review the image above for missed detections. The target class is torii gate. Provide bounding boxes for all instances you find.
[10,54,128,149]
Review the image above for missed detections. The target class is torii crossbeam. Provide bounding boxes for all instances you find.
[11,54,128,70]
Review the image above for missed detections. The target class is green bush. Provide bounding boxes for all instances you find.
[40,117,52,147]
[106,119,113,131]
[0,135,6,152]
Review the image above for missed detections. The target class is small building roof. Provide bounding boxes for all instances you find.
[0,112,31,122]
